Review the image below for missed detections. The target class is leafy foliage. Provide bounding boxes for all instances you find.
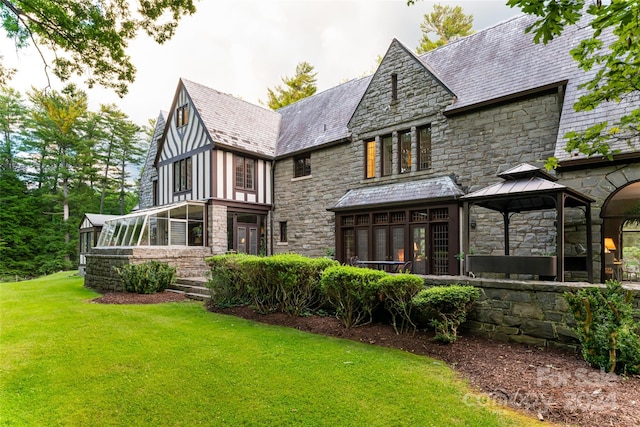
[412,285,480,343]
[206,253,338,315]
[320,265,387,328]
[416,3,474,54]
[378,273,425,334]
[564,280,640,374]
[504,0,640,166]
[265,61,318,110]
[115,260,176,294]
[0,0,197,96]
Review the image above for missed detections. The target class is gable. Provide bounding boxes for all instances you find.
[155,81,213,167]
[348,39,455,137]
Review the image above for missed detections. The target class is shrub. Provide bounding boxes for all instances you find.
[262,254,338,315]
[564,280,640,374]
[378,274,425,334]
[412,285,480,343]
[321,265,387,328]
[115,261,176,294]
[205,254,255,308]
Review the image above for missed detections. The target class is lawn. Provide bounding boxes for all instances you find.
[0,272,543,426]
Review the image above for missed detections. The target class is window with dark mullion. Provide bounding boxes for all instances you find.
[235,155,255,190]
[382,135,392,176]
[418,126,431,170]
[294,154,311,177]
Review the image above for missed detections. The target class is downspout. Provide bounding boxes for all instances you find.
[270,158,275,256]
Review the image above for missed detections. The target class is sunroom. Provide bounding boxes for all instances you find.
[96,201,206,248]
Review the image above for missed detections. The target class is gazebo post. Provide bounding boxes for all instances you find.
[586,203,593,283]
[503,210,510,279]
[556,193,566,282]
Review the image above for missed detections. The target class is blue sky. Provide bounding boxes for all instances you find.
[1,1,521,126]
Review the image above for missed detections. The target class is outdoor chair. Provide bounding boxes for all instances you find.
[395,261,412,273]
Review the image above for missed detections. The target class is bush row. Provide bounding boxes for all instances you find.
[115,260,176,294]
[206,255,479,342]
[206,253,338,315]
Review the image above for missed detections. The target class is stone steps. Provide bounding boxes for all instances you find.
[168,277,210,301]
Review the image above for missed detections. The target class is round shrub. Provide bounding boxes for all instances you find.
[115,261,176,294]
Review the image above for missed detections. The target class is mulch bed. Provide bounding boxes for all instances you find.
[93,292,640,426]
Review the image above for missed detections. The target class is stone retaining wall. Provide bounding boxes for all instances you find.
[422,275,640,351]
[85,247,212,292]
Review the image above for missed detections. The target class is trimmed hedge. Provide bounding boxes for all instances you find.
[115,261,176,294]
[565,280,640,374]
[205,253,338,314]
[320,265,387,328]
[412,285,480,343]
[378,274,425,334]
[206,253,256,308]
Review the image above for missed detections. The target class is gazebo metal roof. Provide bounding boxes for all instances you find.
[461,163,594,282]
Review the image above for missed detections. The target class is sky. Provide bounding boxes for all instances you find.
[1,0,522,127]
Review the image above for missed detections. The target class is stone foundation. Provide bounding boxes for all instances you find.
[422,275,640,351]
[85,247,213,293]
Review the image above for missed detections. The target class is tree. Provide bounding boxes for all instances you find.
[0,0,197,96]
[505,0,640,167]
[0,86,27,172]
[264,61,318,110]
[415,3,474,54]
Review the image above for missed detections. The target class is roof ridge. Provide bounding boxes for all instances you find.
[277,74,373,112]
[180,77,276,114]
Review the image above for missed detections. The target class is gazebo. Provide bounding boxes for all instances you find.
[461,164,594,282]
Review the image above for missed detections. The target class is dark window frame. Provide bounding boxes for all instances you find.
[381,134,393,177]
[280,221,288,242]
[398,130,412,174]
[234,155,256,191]
[176,104,189,127]
[173,157,192,193]
[391,73,398,103]
[294,153,311,178]
[365,140,376,179]
[418,125,432,171]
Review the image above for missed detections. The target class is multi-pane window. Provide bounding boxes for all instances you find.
[365,140,376,179]
[173,157,192,192]
[382,135,393,176]
[294,154,311,177]
[399,130,412,173]
[176,104,188,127]
[418,126,431,171]
[235,156,255,190]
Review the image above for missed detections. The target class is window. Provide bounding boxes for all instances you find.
[173,157,192,192]
[176,104,188,127]
[382,135,393,176]
[235,156,255,190]
[399,130,412,173]
[294,154,311,177]
[365,140,376,179]
[391,73,398,102]
[418,126,431,170]
[280,221,288,242]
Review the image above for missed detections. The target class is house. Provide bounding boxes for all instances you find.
[78,213,118,276]
[85,13,639,289]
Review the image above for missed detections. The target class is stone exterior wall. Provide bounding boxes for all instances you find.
[423,275,640,350]
[209,204,228,254]
[138,113,164,209]
[273,143,359,257]
[85,247,212,292]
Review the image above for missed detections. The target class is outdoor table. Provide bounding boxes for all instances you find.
[355,260,406,272]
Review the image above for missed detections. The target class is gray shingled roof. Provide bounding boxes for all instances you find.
[275,76,372,158]
[182,79,281,157]
[330,176,464,211]
[418,14,638,161]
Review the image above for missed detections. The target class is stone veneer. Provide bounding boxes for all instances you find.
[85,247,212,292]
[423,275,640,350]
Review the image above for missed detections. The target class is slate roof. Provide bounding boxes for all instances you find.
[330,176,464,211]
[182,79,281,158]
[418,13,638,161]
[275,76,372,158]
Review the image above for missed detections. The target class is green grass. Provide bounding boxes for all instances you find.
[1,272,543,426]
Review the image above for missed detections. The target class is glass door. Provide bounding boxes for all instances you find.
[412,225,427,274]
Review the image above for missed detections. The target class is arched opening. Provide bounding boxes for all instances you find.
[601,181,640,282]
